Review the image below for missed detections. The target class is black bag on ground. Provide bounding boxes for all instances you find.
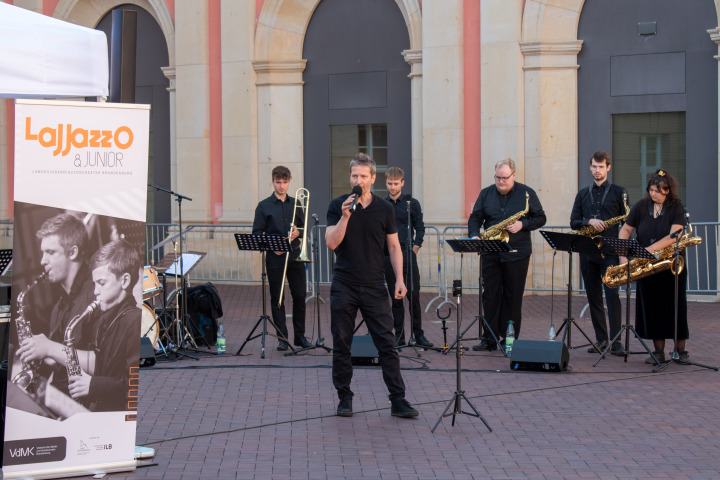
[186,282,223,346]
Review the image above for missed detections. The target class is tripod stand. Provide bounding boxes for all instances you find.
[431,279,492,433]
[593,237,658,366]
[286,217,332,356]
[234,233,294,358]
[653,224,717,372]
[539,231,597,351]
[444,238,510,356]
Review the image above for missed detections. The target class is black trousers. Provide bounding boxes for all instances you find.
[580,253,621,344]
[266,256,306,342]
[330,279,406,400]
[481,255,530,341]
[384,250,424,340]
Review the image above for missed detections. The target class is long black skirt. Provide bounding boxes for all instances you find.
[635,268,688,340]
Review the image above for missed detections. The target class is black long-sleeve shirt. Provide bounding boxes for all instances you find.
[468,182,546,260]
[252,193,305,263]
[570,180,628,239]
[385,193,425,247]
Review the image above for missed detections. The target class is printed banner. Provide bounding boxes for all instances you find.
[4,100,149,478]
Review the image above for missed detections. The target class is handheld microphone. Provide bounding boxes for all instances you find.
[670,227,684,239]
[312,213,319,222]
[349,185,363,213]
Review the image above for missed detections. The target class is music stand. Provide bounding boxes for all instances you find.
[444,238,511,356]
[159,251,207,348]
[0,250,11,277]
[539,231,598,351]
[234,233,294,358]
[592,238,658,366]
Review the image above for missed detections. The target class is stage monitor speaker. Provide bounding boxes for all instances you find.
[510,339,569,372]
[139,337,156,367]
[351,335,379,366]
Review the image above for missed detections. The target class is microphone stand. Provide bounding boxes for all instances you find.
[396,196,420,356]
[148,184,197,359]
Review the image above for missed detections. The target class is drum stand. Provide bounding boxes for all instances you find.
[431,280,492,433]
[286,220,331,356]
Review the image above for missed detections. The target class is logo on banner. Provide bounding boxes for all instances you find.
[4,437,67,466]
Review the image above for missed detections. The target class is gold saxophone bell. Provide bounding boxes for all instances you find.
[279,188,311,307]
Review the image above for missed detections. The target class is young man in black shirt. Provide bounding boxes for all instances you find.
[252,166,310,351]
[383,166,433,348]
[570,150,628,355]
[468,158,546,351]
[326,153,418,418]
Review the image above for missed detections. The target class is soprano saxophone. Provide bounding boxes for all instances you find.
[11,272,47,393]
[481,192,530,243]
[64,300,100,377]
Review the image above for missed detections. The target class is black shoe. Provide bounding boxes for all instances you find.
[415,335,434,348]
[394,337,406,347]
[294,337,313,348]
[390,398,419,418]
[678,350,690,361]
[471,339,497,352]
[277,340,289,351]
[337,397,353,417]
[587,340,608,353]
[645,351,665,364]
[610,342,626,356]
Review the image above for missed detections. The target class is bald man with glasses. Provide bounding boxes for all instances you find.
[468,158,547,351]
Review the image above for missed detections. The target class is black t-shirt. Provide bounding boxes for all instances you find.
[625,198,685,248]
[327,193,397,286]
[252,193,305,265]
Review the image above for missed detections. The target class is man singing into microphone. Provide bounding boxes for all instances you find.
[325,153,418,418]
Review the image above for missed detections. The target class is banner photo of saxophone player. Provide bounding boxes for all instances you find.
[4,100,149,479]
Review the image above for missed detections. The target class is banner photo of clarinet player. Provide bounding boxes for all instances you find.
[4,100,149,479]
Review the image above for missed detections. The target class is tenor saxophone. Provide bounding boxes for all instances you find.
[64,300,100,377]
[11,272,47,393]
[481,192,530,243]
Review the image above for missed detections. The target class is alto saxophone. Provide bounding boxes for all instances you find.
[602,219,703,288]
[64,300,100,377]
[481,192,530,243]
[12,272,47,393]
[571,193,630,250]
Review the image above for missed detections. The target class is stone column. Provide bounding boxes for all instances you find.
[174,0,211,222]
[520,40,583,226]
[253,60,307,200]
[421,0,465,225]
[707,26,720,300]
[402,49,423,202]
[220,0,258,223]
[160,66,177,220]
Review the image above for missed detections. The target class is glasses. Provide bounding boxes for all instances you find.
[648,187,668,195]
[494,173,514,182]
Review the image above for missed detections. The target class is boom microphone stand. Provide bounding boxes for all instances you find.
[654,222,717,372]
[286,215,332,356]
[431,279,492,433]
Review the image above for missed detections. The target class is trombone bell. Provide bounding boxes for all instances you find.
[279,187,312,307]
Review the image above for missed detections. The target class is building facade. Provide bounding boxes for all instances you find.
[2,0,719,230]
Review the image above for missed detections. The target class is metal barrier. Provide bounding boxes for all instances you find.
[0,220,717,297]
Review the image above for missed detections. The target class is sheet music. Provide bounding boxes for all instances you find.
[164,252,204,276]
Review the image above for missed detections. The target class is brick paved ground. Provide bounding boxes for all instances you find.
[109,285,719,479]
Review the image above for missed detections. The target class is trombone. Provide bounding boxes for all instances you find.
[279,187,311,307]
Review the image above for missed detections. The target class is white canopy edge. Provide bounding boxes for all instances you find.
[0,3,109,99]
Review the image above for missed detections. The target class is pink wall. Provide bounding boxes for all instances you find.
[463,0,482,218]
[208,0,223,223]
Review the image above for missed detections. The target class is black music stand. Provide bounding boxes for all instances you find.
[234,233,294,358]
[286,219,332,356]
[444,238,511,356]
[0,249,12,305]
[592,238,658,366]
[540,231,598,351]
[431,279,492,433]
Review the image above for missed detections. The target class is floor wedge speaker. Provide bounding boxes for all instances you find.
[510,339,569,372]
[351,335,379,366]
[139,337,156,367]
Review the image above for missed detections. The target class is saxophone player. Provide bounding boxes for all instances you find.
[570,151,628,355]
[468,158,547,351]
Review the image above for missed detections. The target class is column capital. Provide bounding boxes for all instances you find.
[520,40,584,70]
[707,28,720,60]
[161,66,176,93]
[253,60,307,86]
[402,49,423,79]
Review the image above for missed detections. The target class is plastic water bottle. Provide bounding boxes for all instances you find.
[505,320,515,354]
[548,322,556,341]
[216,322,226,354]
